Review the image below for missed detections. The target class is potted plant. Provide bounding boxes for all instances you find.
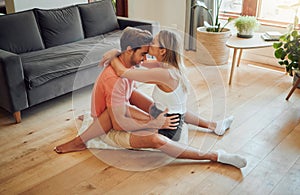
[234,16,260,38]
[192,0,233,32]
[273,30,300,87]
[193,0,233,65]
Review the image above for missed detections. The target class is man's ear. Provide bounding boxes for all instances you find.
[125,46,134,54]
[126,46,132,51]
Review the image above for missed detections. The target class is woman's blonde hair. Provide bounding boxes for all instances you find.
[157,30,189,92]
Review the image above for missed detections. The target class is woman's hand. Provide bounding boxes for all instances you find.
[99,49,121,67]
[154,109,180,130]
[111,58,129,77]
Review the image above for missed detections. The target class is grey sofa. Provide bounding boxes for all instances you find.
[0,0,157,123]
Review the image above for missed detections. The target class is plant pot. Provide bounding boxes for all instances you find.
[196,27,231,66]
[237,29,254,38]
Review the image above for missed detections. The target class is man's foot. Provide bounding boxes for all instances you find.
[216,150,247,168]
[54,136,87,154]
[78,115,84,121]
[213,116,234,136]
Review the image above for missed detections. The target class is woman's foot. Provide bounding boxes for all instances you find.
[211,116,234,136]
[54,136,87,154]
[216,150,247,168]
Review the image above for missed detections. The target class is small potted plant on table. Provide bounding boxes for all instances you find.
[234,15,260,38]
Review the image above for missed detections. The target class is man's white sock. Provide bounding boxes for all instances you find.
[214,116,234,136]
[217,150,247,168]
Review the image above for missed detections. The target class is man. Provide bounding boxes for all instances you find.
[54,27,179,153]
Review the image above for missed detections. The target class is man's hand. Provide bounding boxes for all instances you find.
[99,49,121,67]
[154,109,180,130]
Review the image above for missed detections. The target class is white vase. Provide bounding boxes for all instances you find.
[237,29,254,38]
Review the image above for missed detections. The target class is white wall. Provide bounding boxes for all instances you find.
[128,0,186,32]
[5,0,88,13]
[127,0,288,67]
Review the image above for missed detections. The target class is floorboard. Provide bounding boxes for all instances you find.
[0,55,299,194]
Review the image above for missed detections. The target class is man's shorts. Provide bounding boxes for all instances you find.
[101,129,132,149]
[100,104,184,148]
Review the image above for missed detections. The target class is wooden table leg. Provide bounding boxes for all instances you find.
[286,76,300,100]
[237,49,243,67]
[229,48,238,85]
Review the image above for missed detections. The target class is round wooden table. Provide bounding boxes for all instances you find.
[226,33,274,84]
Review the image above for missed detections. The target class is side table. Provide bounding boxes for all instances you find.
[226,33,274,84]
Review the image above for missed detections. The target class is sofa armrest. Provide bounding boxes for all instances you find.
[0,49,28,113]
[117,16,160,35]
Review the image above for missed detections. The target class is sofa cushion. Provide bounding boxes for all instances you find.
[0,11,45,54]
[34,6,84,48]
[21,30,122,89]
[78,0,119,38]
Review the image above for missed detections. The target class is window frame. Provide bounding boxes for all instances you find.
[219,0,300,29]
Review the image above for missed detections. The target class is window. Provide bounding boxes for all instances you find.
[258,0,300,24]
[219,0,300,28]
[220,0,242,15]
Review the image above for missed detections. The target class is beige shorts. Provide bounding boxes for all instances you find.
[100,129,132,149]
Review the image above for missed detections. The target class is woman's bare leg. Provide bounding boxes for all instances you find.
[129,133,246,168]
[185,112,234,136]
[54,110,112,153]
[185,111,215,129]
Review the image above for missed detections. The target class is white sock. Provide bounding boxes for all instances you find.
[214,116,234,136]
[217,150,247,168]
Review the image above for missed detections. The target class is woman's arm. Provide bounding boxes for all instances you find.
[141,59,162,68]
[110,58,172,87]
[99,49,121,67]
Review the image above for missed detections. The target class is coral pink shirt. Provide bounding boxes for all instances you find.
[91,65,134,118]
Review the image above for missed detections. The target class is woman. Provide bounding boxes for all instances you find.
[102,30,246,168]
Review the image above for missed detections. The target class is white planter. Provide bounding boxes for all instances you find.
[237,29,254,38]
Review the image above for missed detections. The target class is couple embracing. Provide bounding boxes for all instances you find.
[55,27,247,169]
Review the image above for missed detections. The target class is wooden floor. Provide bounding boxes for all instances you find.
[0,54,300,194]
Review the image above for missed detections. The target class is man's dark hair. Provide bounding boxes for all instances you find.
[120,27,153,51]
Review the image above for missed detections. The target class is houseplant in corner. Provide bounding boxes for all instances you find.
[234,16,260,38]
[193,0,233,65]
[273,30,300,88]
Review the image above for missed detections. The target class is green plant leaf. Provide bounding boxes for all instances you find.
[284,60,289,65]
[275,48,283,58]
[273,42,283,49]
[291,30,298,38]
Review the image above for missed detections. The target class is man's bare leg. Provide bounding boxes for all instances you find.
[54,110,112,153]
[129,132,247,168]
[130,90,153,113]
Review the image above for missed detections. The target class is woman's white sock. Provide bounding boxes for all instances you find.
[217,150,247,168]
[214,116,234,136]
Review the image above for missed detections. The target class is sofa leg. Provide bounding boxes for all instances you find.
[13,111,21,123]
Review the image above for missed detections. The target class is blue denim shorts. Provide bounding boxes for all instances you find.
[149,104,184,141]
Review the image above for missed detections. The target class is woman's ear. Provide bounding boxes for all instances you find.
[159,48,166,56]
